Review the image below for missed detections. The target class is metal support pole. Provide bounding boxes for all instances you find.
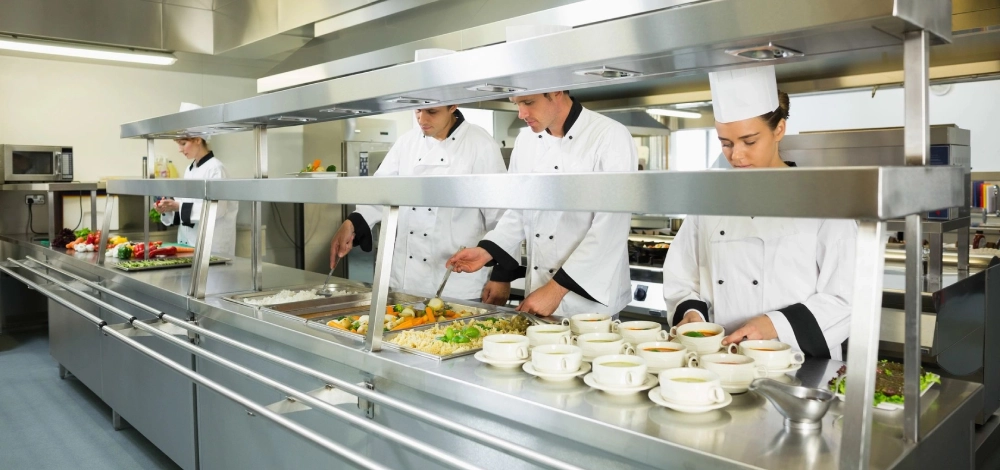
[144,139,154,261]
[252,125,268,291]
[840,220,887,470]
[90,190,98,231]
[926,232,943,292]
[97,195,114,265]
[957,225,970,279]
[902,29,930,445]
[46,190,56,245]
[188,201,218,299]
[364,206,398,352]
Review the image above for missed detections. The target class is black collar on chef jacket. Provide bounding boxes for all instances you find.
[545,97,583,137]
[189,151,215,170]
[423,109,466,140]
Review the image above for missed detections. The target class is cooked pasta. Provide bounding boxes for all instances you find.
[388,316,530,356]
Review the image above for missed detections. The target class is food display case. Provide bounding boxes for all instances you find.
[1,1,986,469]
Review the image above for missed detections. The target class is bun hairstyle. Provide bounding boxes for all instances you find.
[760,90,790,130]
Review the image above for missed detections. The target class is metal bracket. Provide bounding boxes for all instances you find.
[359,380,375,419]
[188,200,218,299]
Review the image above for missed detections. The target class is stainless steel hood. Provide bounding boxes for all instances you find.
[120,0,953,139]
[505,111,671,137]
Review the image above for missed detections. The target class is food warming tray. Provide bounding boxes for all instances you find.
[222,283,372,312]
[378,312,529,361]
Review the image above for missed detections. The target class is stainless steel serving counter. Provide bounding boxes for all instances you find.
[1,233,983,469]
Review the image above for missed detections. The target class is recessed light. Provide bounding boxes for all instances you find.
[270,116,317,122]
[319,107,370,115]
[465,84,526,93]
[574,66,643,79]
[725,43,803,61]
[383,96,439,105]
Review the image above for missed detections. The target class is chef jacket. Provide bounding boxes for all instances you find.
[161,152,239,256]
[350,112,507,299]
[478,100,637,316]
[662,215,858,360]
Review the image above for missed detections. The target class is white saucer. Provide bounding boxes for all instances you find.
[762,363,802,377]
[584,373,658,396]
[647,387,733,413]
[474,351,527,369]
[522,362,591,381]
[721,382,752,394]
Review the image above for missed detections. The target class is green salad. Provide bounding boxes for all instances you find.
[829,360,941,406]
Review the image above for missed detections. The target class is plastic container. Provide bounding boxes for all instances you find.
[167,160,179,178]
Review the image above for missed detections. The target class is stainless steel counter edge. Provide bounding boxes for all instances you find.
[3,235,984,469]
[106,166,966,220]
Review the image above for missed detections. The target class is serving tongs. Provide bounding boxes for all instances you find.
[429,246,464,302]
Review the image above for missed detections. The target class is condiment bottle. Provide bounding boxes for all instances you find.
[973,230,985,249]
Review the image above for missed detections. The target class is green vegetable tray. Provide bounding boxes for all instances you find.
[379,312,527,361]
[113,256,230,272]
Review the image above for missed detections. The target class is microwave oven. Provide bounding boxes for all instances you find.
[1,145,74,183]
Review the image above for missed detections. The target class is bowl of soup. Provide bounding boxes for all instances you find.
[657,367,726,405]
[636,341,697,371]
[669,322,726,354]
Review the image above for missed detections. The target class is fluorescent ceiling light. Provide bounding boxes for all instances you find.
[646,109,702,119]
[0,36,176,65]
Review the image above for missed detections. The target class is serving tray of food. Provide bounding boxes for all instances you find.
[379,313,532,361]
[828,360,941,410]
[113,256,230,272]
[223,284,372,312]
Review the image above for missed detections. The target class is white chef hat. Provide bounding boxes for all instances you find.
[178,102,210,142]
[709,65,779,123]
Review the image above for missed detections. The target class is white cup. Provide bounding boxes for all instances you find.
[531,344,583,373]
[613,320,670,345]
[636,341,698,371]
[658,368,727,406]
[482,334,529,361]
[669,322,726,354]
[592,355,648,387]
[526,324,572,348]
[574,332,634,359]
[566,313,612,335]
[698,353,768,390]
[738,340,805,369]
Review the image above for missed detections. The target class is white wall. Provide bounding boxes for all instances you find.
[786,79,1000,170]
[0,54,258,182]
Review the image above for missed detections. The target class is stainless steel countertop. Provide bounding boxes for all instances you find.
[1,232,983,469]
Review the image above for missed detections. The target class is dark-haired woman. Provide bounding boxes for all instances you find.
[662,66,857,360]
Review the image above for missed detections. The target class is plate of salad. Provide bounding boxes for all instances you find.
[289,160,345,178]
[828,360,941,410]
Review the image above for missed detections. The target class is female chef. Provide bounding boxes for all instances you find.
[154,103,239,256]
[663,66,857,360]
[328,105,507,300]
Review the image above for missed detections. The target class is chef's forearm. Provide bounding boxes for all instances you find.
[552,269,598,303]
[346,212,374,252]
[673,299,709,326]
[767,304,831,359]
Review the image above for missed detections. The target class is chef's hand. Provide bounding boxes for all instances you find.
[329,220,355,269]
[481,281,510,306]
[722,315,778,346]
[515,280,568,317]
[675,310,705,327]
[446,247,492,274]
[154,199,179,213]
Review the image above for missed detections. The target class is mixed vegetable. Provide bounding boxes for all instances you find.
[62,230,103,251]
[301,159,337,173]
[828,360,941,406]
[116,256,225,270]
[325,299,476,334]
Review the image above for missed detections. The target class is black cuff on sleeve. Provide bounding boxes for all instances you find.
[553,268,601,305]
[490,265,525,282]
[180,203,195,228]
[673,300,709,327]
[347,212,373,252]
[777,303,831,359]
[477,240,519,270]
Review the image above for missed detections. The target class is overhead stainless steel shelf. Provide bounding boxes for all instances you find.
[106,166,965,221]
[120,0,951,139]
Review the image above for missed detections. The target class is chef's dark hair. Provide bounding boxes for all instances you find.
[542,90,570,100]
[760,90,790,130]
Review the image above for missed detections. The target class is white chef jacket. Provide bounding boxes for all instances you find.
[482,104,637,316]
[662,216,858,360]
[353,116,507,299]
[160,153,238,256]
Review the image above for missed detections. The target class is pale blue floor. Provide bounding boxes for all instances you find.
[0,329,180,470]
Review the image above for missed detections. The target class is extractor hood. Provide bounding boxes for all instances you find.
[121,0,952,139]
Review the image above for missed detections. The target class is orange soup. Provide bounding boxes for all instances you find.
[643,347,679,353]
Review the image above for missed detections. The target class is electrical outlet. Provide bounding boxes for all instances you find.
[25,194,45,205]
